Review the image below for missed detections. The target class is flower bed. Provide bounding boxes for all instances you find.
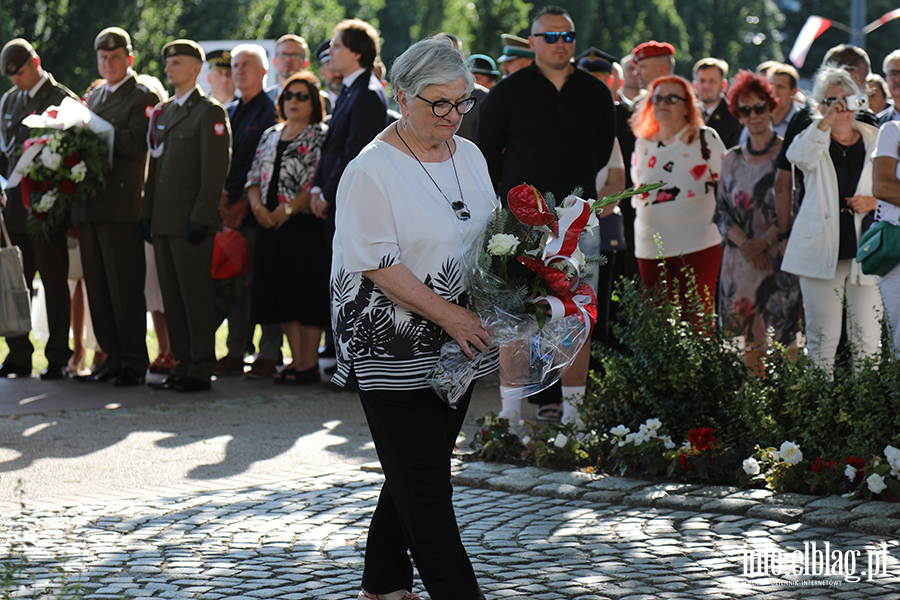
[470,264,900,501]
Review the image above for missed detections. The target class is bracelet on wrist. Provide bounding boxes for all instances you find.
[763,232,774,246]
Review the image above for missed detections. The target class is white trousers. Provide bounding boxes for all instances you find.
[879,263,900,353]
[799,260,882,372]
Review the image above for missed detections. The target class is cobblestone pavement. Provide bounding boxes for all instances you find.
[4,462,900,600]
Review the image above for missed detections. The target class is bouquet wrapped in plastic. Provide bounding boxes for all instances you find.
[428,182,663,407]
[7,97,112,241]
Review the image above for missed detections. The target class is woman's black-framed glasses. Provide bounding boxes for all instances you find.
[283,89,311,102]
[650,93,687,106]
[735,102,769,118]
[535,31,576,44]
[415,95,477,117]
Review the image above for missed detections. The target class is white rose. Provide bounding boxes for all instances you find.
[779,441,803,465]
[553,433,568,448]
[742,457,760,476]
[845,464,858,481]
[487,233,520,256]
[40,146,62,170]
[867,473,887,495]
[70,162,88,183]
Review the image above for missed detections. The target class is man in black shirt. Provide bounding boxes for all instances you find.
[477,5,616,423]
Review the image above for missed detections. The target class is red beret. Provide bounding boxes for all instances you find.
[633,41,675,62]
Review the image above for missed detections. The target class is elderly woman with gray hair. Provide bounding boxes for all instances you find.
[330,36,497,600]
[783,63,881,372]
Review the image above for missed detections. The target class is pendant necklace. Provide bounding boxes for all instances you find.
[396,123,470,220]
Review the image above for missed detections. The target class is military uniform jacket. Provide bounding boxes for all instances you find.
[141,87,231,236]
[0,72,78,232]
[76,74,162,223]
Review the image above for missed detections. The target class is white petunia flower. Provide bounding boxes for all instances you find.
[867,473,887,495]
[779,441,803,465]
[661,435,676,450]
[610,425,630,437]
[521,435,531,446]
[845,463,857,481]
[487,233,520,256]
[553,433,568,448]
[644,418,662,434]
[624,432,637,446]
[742,457,760,476]
[885,445,900,476]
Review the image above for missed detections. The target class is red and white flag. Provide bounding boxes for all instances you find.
[789,16,832,68]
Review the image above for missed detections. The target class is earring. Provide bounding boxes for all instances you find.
[402,115,409,131]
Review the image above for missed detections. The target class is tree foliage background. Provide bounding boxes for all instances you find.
[0,0,800,97]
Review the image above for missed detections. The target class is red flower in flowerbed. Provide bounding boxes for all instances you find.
[679,453,694,471]
[688,427,717,451]
[846,455,865,483]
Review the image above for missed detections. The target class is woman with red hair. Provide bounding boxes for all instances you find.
[713,70,802,374]
[631,76,724,315]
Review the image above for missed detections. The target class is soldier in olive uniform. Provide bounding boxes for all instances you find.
[140,40,231,392]
[0,39,78,380]
[72,27,163,386]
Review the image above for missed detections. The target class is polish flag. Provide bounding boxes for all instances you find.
[789,16,832,68]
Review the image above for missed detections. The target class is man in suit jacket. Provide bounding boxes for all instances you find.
[694,57,743,150]
[0,39,78,380]
[309,18,388,223]
[140,40,231,393]
[73,27,163,387]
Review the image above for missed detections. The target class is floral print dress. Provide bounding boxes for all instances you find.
[714,147,803,347]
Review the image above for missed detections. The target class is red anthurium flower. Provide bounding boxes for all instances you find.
[516,256,573,299]
[508,184,556,228]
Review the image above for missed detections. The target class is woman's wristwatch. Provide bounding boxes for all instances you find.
[283,203,293,216]
[776,229,790,242]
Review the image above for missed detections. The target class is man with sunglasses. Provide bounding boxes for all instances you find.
[0,39,78,380]
[693,57,743,149]
[478,5,616,423]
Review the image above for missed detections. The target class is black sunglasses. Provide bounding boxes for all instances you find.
[736,102,769,118]
[415,95,477,117]
[651,93,687,106]
[533,31,576,44]
[282,89,311,102]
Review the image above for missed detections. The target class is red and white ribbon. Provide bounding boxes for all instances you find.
[542,196,592,261]
[536,290,595,326]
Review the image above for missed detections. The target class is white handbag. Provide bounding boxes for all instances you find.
[0,209,32,337]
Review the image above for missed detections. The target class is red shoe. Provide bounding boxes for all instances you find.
[149,352,178,374]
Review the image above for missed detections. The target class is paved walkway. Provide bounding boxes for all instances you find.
[5,461,900,599]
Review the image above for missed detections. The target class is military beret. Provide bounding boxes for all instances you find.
[315,40,331,63]
[633,41,675,62]
[468,54,500,79]
[1,39,36,76]
[206,49,232,70]
[162,39,205,62]
[498,34,534,63]
[576,47,617,73]
[94,27,132,53]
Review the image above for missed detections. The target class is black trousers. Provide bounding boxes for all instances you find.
[358,384,484,600]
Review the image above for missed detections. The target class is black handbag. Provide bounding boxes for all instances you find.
[599,207,626,252]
